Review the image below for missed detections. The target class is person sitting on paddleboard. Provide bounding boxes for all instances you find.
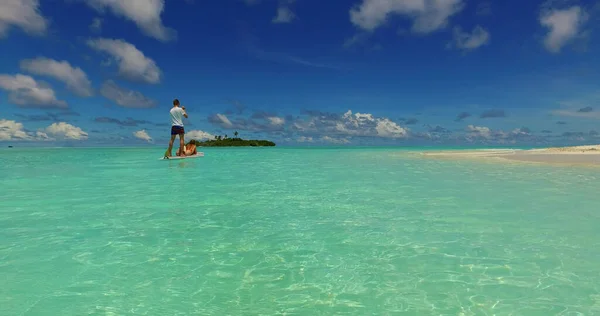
[176,142,197,156]
[164,98,188,158]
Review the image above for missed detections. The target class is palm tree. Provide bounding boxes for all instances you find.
[234,131,239,138]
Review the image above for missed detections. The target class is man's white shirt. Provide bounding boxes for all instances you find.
[170,107,185,126]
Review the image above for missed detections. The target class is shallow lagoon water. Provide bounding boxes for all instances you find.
[1,147,599,315]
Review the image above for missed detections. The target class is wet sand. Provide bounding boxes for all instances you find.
[418,145,600,166]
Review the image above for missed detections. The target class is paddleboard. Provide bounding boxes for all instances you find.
[160,152,204,160]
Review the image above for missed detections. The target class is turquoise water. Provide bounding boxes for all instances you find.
[1,147,600,315]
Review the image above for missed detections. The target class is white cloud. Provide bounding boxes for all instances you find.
[133,129,152,142]
[0,119,33,141]
[465,125,533,143]
[35,131,51,140]
[0,119,87,141]
[45,122,88,140]
[273,6,295,23]
[0,74,67,108]
[374,117,409,138]
[83,0,175,41]
[208,112,287,132]
[292,120,314,132]
[87,38,161,84]
[492,128,530,140]
[213,114,234,128]
[350,0,464,34]
[297,136,314,142]
[90,17,102,32]
[292,110,408,139]
[321,136,351,144]
[100,80,156,108]
[451,25,490,51]
[19,57,94,97]
[244,0,296,24]
[267,116,285,126]
[186,130,215,140]
[0,0,48,38]
[466,124,491,138]
[509,127,531,137]
[540,6,588,53]
[339,110,408,138]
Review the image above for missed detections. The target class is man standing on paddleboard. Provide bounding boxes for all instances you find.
[164,98,188,157]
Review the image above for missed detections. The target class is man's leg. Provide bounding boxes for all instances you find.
[178,133,186,156]
[166,134,176,157]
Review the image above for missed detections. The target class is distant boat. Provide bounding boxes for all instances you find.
[8,146,13,148]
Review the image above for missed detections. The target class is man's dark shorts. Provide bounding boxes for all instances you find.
[171,125,185,135]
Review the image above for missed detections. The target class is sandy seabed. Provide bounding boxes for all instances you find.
[416,145,600,167]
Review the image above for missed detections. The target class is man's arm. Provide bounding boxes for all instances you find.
[182,106,188,118]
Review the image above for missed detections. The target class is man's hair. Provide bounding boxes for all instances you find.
[173,99,180,105]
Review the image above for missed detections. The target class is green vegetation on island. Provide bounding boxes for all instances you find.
[188,131,275,147]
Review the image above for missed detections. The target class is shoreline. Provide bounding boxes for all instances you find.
[416,144,600,166]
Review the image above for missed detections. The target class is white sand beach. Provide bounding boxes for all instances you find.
[418,145,600,166]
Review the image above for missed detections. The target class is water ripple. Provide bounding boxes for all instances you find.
[1,147,599,315]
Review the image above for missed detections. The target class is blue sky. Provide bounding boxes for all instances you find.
[1,0,600,146]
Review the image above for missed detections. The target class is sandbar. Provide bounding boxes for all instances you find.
[416,145,600,167]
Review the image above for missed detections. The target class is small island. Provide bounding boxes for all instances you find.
[188,131,275,147]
